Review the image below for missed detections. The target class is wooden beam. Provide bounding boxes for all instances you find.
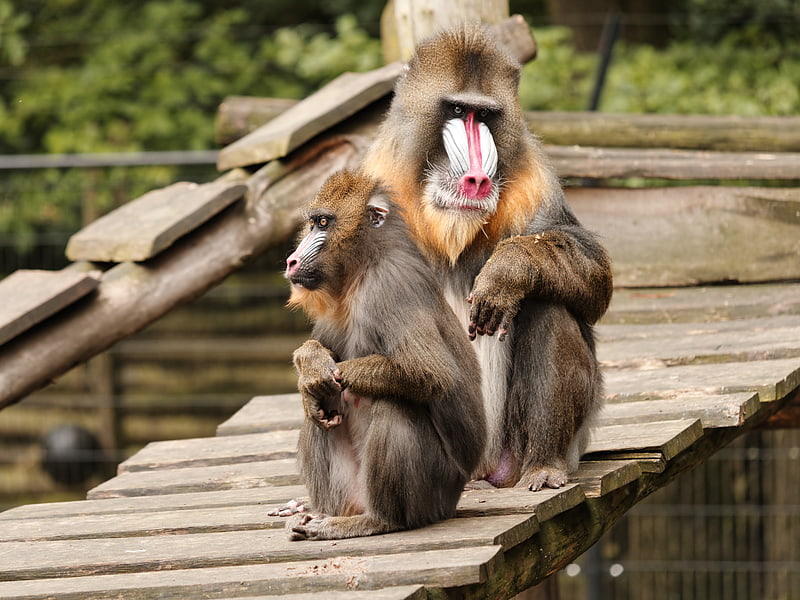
[0,137,366,410]
[551,145,800,180]
[217,101,800,153]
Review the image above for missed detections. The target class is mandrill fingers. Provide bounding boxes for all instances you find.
[292,339,343,429]
[468,239,535,341]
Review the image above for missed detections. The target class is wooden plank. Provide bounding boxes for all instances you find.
[532,112,800,152]
[572,460,642,498]
[0,486,308,522]
[0,269,100,346]
[569,186,800,287]
[65,179,247,262]
[550,145,800,180]
[586,419,703,461]
[0,515,528,581]
[603,283,800,325]
[217,62,404,170]
[0,547,499,598]
[0,502,283,543]
[603,357,800,403]
[597,392,761,429]
[598,316,800,366]
[457,484,585,523]
[215,589,427,600]
[217,391,763,443]
[1,485,579,543]
[118,430,299,473]
[86,458,301,498]
[217,394,303,436]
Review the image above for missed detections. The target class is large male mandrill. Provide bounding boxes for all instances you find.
[362,25,613,491]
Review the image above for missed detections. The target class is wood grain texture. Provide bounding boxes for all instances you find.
[550,146,800,180]
[0,516,525,581]
[570,186,800,287]
[217,100,800,153]
[217,62,403,170]
[0,548,491,599]
[66,180,247,262]
[0,269,100,346]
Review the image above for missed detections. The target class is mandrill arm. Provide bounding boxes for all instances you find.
[469,222,613,340]
[292,340,344,429]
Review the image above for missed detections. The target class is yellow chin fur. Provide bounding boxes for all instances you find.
[287,285,341,322]
[419,203,487,265]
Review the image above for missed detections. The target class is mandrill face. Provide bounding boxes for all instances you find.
[426,98,501,217]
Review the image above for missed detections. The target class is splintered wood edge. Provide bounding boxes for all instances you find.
[572,460,642,498]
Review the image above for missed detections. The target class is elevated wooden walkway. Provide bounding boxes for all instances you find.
[1,282,798,598]
[1,17,799,598]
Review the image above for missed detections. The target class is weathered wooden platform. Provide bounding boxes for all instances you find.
[1,282,798,599]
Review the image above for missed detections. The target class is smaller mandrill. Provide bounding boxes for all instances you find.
[282,170,486,541]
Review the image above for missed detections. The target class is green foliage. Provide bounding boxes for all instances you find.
[520,26,800,116]
[676,0,800,43]
[0,2,381,243]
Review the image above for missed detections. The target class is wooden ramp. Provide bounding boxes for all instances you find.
[1,283,798,599]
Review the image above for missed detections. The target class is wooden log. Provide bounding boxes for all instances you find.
[381,0,512,62]
[118,430,299,473]
[570,186,800,287]
[215,96,297,146]
[572,460,641,498]
[551,146,800,180]
[596,393,761,429]
[65,179,247,262]
[0,136,366,410]
[216,394,302,436]
[216,99,800,153]
[0,486,309,522]
[86,458,301,498]
[0,269,100,346]
[531,112,800,152]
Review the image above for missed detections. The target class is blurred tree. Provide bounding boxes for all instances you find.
[0,1,382,243]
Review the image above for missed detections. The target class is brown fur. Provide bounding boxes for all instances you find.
[283,170,486,540]
[362,25,613,491]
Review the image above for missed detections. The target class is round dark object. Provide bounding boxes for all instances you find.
[41,424,103,486]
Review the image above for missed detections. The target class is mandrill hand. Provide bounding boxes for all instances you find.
[468,237,535,342]
[292,340,344,430]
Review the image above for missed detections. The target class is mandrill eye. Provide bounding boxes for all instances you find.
[317,216,329,229]
[479,108,488,118]
[452,104,464,116]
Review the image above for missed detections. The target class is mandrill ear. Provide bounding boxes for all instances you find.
[367,194,390,228]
